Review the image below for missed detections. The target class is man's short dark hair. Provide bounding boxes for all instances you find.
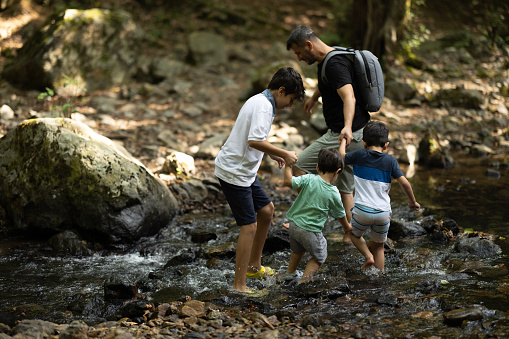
[363,121,389,147]
[286,25,317,50]
[267,67,305,102]
[317,148,344,174]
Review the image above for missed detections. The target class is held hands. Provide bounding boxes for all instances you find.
[283,151,298,168]
[339,126,353,146]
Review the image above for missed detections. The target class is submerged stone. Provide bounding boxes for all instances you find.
[443,307,483,326]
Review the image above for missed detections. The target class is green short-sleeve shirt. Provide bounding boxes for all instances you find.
[287,174,346,232]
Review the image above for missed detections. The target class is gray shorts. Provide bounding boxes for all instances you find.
[288,221,327,264]
[294,128,364,194]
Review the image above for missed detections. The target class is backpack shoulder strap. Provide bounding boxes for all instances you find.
[321,46,355,84]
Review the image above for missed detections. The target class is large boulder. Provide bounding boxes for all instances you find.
[0,118,179,244]
[1,8,142,94]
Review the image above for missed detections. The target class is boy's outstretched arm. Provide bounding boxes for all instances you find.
[337,215,353,234]
[396,176,420,211]
[248,140,298,166]
[283,164,293,188]
[338,137,347,159]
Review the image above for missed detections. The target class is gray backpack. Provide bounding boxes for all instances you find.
[321,46,384,112]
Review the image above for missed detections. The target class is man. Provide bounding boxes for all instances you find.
[286,25,371,240]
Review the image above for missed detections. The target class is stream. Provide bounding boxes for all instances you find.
[1,157,508,337]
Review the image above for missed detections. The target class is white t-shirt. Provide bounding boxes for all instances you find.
[215,93,274,187]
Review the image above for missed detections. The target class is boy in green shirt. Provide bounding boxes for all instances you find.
[283,148,353,284]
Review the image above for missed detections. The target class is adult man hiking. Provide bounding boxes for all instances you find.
[286,25,372,239]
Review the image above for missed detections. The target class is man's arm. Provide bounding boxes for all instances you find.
[337,84,356,145]
[248,140,298,166]
[304,88,321,115]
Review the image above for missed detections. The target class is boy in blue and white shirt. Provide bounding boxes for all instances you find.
[339,121,420,272]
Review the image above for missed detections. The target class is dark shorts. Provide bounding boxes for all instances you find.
[218,177,272,226]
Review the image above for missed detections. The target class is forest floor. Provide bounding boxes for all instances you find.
[1,0,507,170]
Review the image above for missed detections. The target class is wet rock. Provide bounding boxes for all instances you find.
[200,241,235,259]
[67,295,105,319]
[443,307,483,326]
[165,249,198,267]
[151,287,188,304]
[413,280,443,295]
[428,219,459,243]
[190,229,218,243]
[388,219,427,240]
[120,300,153,322]
[48,230,92,255]
[263,229,290,253]
[454,233,502,259]
[104,280,139,300]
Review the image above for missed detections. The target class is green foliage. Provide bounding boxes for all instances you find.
[37,74,87,119]
[470,0,509,48]
[401,1,430,60]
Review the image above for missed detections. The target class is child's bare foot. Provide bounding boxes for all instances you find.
[361,256,375,270]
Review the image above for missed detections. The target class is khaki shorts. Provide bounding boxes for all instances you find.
[294,128,364,194]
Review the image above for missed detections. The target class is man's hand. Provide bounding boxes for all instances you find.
[304,97,317,115]
[339,126,353,146]
[269,154,285,169]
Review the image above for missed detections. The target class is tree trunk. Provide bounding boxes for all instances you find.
[351,0,410,64]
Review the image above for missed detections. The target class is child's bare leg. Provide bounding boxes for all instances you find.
[340,192,354,244]
[287,251,305,274]
[370,242,385,271]
[233,222,257,291]
[247,202,274,273]
[299,258,321,284]
[350,234,375,270]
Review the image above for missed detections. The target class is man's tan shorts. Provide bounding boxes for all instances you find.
[293,128,364,194]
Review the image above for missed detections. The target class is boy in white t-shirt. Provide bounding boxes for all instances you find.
[215,67,305,293]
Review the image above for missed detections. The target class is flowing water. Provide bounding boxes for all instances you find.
[0,157,508,336]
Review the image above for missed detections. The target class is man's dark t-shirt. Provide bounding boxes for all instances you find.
[317,54,370,133]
